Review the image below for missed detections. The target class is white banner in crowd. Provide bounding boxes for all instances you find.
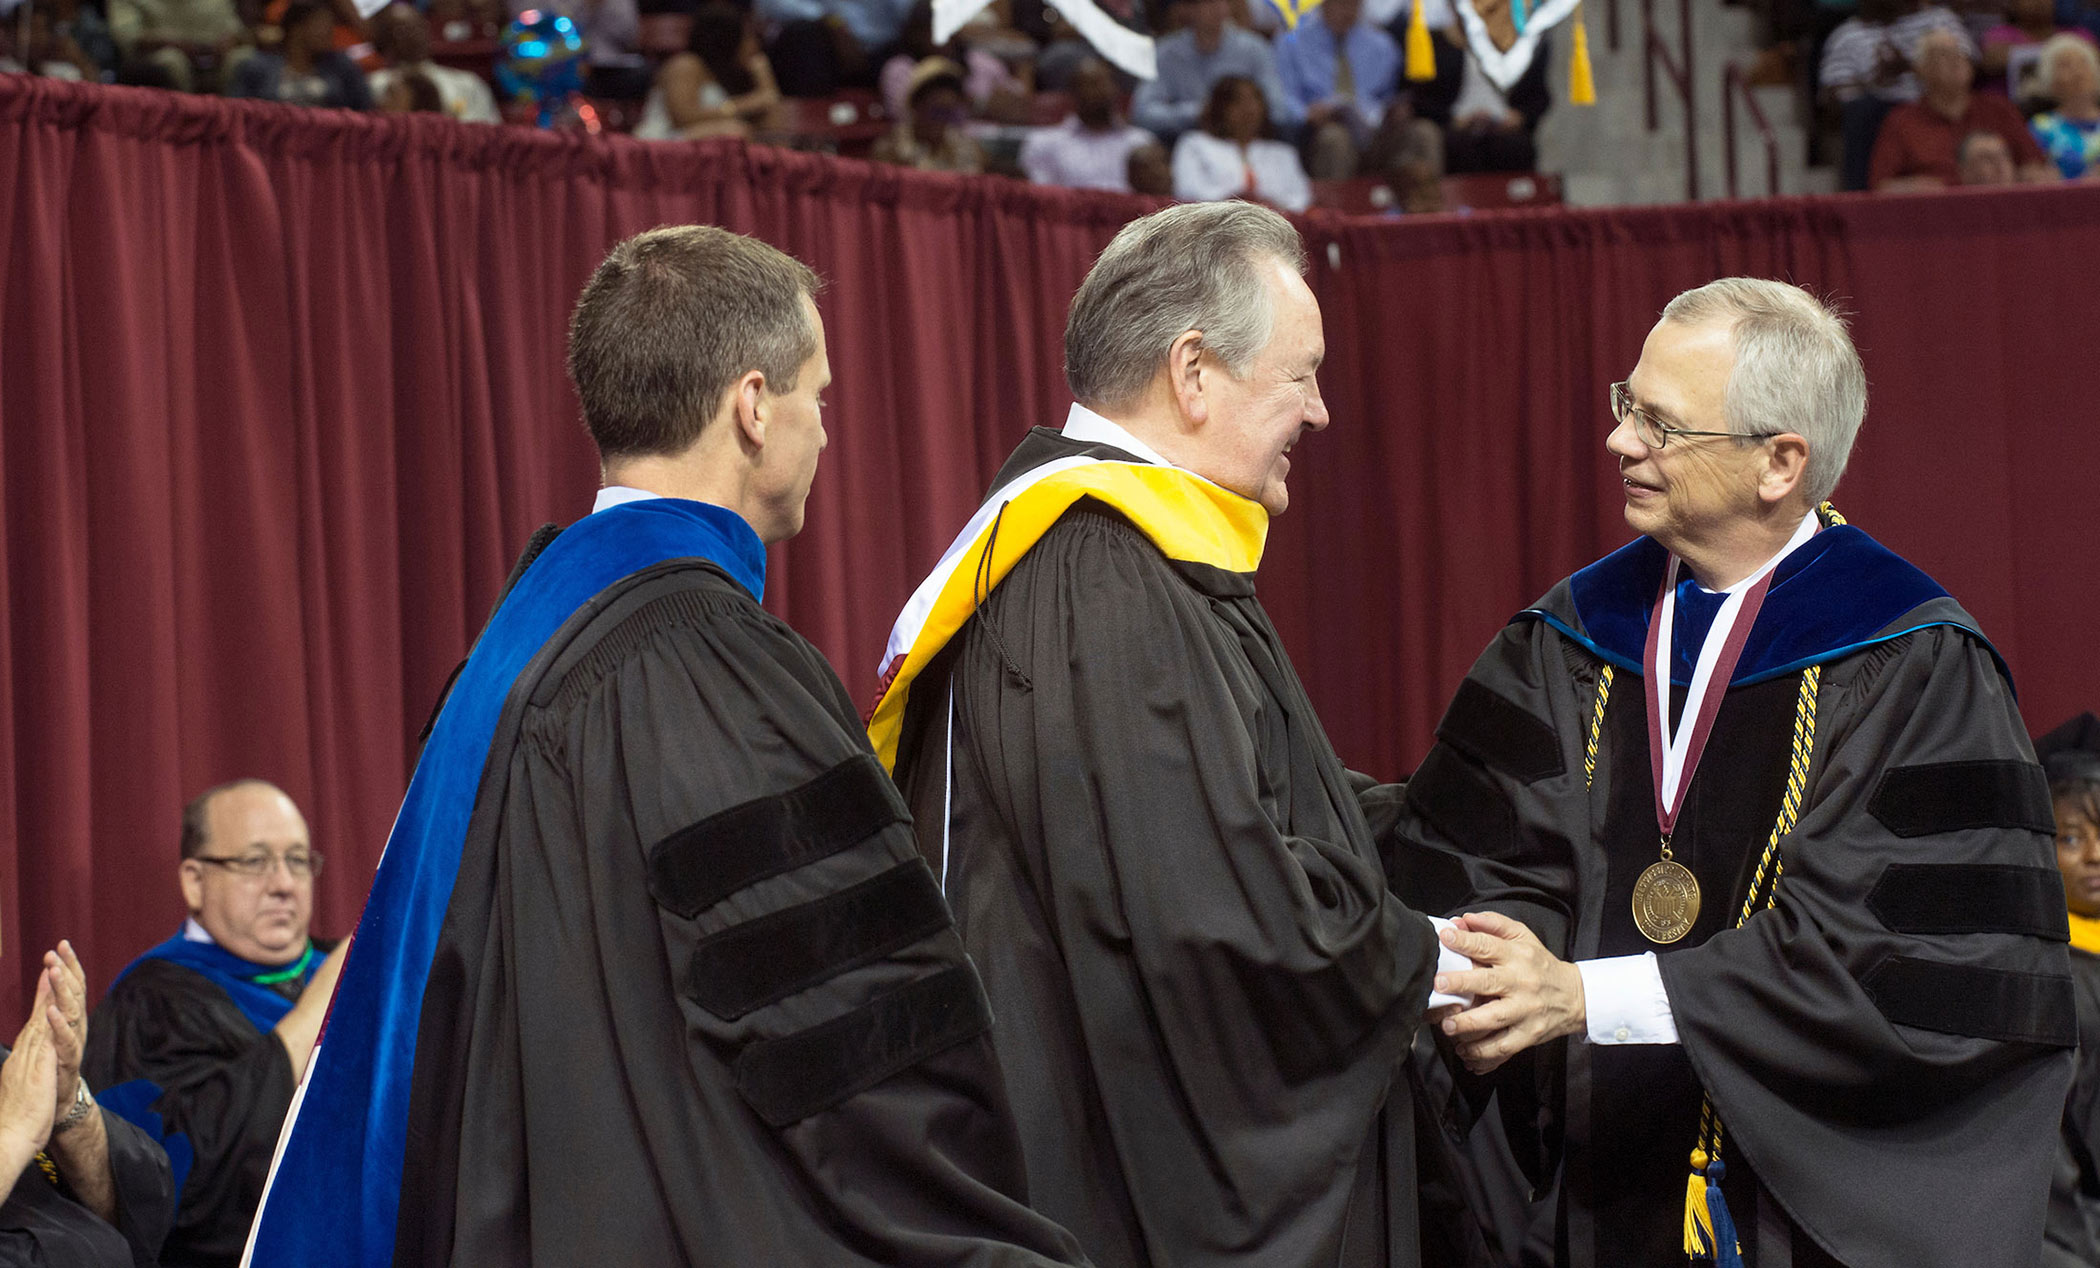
[934,0,1158,80]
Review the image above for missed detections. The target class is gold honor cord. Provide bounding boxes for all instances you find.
[1585,665,1614,790]
[1683,664,1822,1262]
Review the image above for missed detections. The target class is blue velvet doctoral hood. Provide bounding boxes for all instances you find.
[112,933,317,1033]
[1519,524,2002,688]
[245,497,764,1268]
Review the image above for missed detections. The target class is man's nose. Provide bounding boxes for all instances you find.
[1606,417,1647,461]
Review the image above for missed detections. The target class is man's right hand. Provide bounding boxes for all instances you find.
[0,982,60,1168]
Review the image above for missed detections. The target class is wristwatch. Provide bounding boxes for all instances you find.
[52,1081,93,1136]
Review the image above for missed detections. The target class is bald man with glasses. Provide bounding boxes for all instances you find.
[84,779,349,1268]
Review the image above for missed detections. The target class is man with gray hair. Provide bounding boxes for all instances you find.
[867,200,1469,1267]
[247,224,1087,1268]
[1393,277,2074,1267]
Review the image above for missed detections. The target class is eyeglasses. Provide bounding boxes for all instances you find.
[192,851,324,880]
[1610,381,1781,450]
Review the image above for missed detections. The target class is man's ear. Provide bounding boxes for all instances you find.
[1759,433,1810,506]
[179,862,205,916]
[1167,329,1209,426]
[732,369,768,450]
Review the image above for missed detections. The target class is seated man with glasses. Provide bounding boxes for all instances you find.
[1384,277,2073,1268]
[83,779,348,1268]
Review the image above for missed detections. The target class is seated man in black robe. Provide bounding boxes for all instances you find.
[4,940,175,1267]
[82,780,345,1268]
[867,201,1471,1268]
[1402,278,2074,1267]
[246,225,1088,1267]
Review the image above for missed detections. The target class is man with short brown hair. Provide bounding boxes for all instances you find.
[247,225,1086,1268]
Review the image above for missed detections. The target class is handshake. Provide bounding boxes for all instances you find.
[1430,912,1589,1074]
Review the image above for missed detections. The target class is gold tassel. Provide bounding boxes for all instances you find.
[1406,0,1435,81]
[1684,1149,1716,1258]
[1569,7,1597,105]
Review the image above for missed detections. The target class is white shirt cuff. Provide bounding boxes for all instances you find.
[1425,915,1474,1010]
[1576,952,1679,1045]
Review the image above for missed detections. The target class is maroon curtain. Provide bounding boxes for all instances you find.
[2,77,2095,1020]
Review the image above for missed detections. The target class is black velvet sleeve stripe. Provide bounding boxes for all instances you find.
[647,754,910,919]
[1434,680,1566,786]
[686,862,954,1021]
[1403,743,1520,859]
[733,966,994,1127]
[1861,955,2077,1047]
[1866,760,2054,839]
[1866,863,2071,940]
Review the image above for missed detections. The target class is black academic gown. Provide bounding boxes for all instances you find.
[1388,529,2076,1268]
[394,555,1087,1266]
[0,1054,174,1268]
[83,953,325,1268]
[892,429,1441,1268]
[2047,947,2100,1266]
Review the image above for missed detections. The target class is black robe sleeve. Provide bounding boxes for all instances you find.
[413,567,1085,1267]
[950,509,1438,1262]
[0,1052,174,1268]
[1656,626,2074,1268]
[82,960,294,1267]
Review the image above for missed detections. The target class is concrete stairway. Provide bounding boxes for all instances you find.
[1530,0,1838,203]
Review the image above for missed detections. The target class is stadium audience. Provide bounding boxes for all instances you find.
[1020,56,1155,189]
[1869,27,2052,186]
[83,780,349,1268]
[1126,138,1175,193]
[2029,32,2100,176]
[1272,0,1402,177]
[1171,72,1312,209]
[109,0,249,92]
[634,0,782,139]
[872,56,989,170]
[1134,0,1298,139]
[227,0,372,107]
[368,4,500,122]
[1411,15,1551,172]
[1819,0,1974,188]
[759,0,915,94]
[0,942,175,1267]
[1978,0,2093,101]
[880,0,1032,122]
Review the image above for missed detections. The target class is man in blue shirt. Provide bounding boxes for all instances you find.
[1133,0,1300,138]
[1272,0,1402,175]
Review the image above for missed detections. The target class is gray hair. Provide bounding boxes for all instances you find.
[1064,202,1305,412]
[1659,278,1866,505]
[2041,32,2100,98]
[568,225,822,460]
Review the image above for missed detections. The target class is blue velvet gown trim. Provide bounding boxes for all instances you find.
[247,497,764,1268]
[112,934,312,1033]
[1520,525,1988,686]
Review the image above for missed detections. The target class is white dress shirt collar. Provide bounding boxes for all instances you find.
[183,916,215,945]
[1060,403,1178,469]
[591,485,662,514]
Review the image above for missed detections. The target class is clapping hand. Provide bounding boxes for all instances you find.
[1432,911,1587,1075]
[43,941,86,1122]
[0,980,59,1160]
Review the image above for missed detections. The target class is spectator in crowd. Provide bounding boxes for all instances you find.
[1955,126,2019,178]
[758,0,915,95]
[2049,752,2100,1266]
[0,941,176,1268]
[1272,0,1401,177]
[1020,56,1155,189]
[1134,0,1298,139]
[879,0,1030,123]
[228,0,373,107]
[1360,102,1447,206]
[108,0,248,91]
[368,4,500,123]
[1979,0,2093,100]
[1819,0,1974,187]
[872,56,988,170]
[83,780,349,1268]
[1126,137,1174,192]
[42,0,119,79]
[0,8,104,79]
[1410,12,1551,171]
[1172,72,1312,209]
[379,69,446,111]
[2030,32,2100,175]
[1870,27,2054,186]
[634,0,781,139]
